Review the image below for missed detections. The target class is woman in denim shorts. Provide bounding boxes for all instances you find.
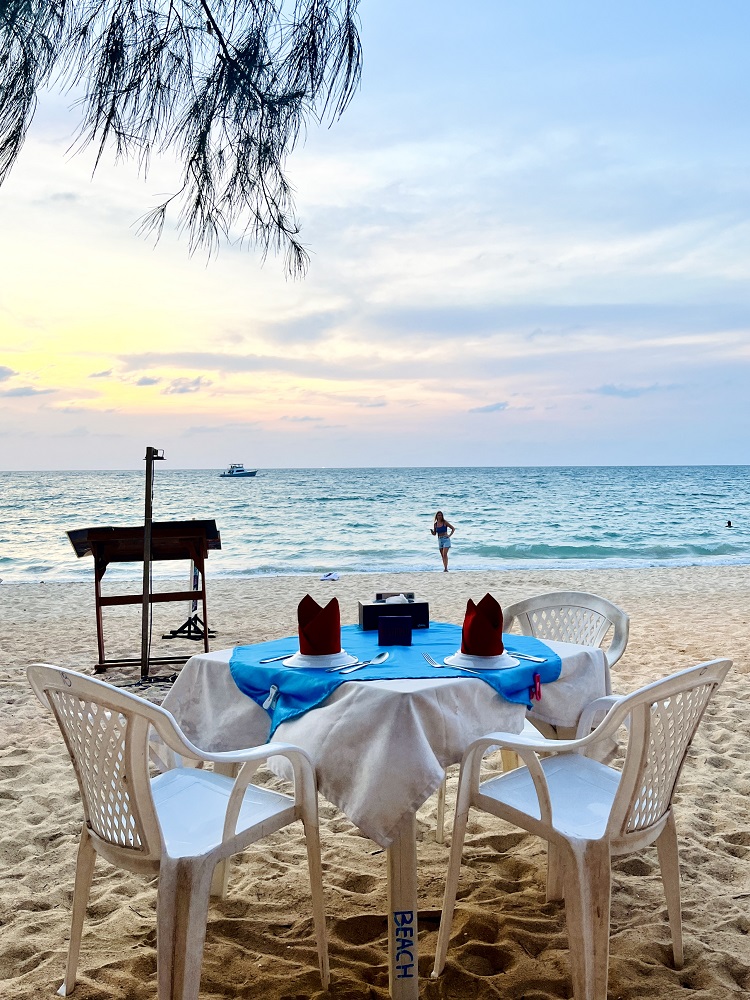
[430,510,455,572]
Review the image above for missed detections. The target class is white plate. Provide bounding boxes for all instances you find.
[444,650,519,670]
[283,650,358,669]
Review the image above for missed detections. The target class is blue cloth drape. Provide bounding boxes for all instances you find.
[230,622,561,736]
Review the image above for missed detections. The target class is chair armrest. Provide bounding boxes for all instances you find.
[575,695,622,740]
[463,731,557,825]
[221,744,318,842]
[468,729,588,756]
[150,702,303,768]
[186,740,309,767]
[466,707,628,763]
[604,615,629,668]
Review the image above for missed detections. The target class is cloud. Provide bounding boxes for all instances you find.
[162,376,212,395]
[135,376,161,386]
[0,385,54,397]
[280,415,323,422]
[368,303,750,345]
[0,366,16,382]
[469,401,509,413]
[357,400,387,408]
[591,383,679,398]
[184,421,260,435]
[53,405,117,414]
[118,348,504,383]
[263,309,345,344]
[121,350,351,380]
[42,191,80,204]
[88,369,113,378]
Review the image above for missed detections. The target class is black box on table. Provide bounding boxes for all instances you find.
[377,616,413,646]
[358,598,429,631]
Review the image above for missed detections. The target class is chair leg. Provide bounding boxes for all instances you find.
[431,800,470,978]
[656,811,683,968]
[436,777,446,845]
[546,841,565,902]
[302,818,330,990]
[157,857,214,1000]
[156,858,180,1000]
[210,858,231,898]
[561,840,611,1000]
[58,827,97,997]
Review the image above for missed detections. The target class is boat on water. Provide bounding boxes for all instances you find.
[220,463,258,478]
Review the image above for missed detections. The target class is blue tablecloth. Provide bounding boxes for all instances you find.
[230,623,561,736]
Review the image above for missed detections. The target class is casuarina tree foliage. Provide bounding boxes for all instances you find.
[0,1,362,273]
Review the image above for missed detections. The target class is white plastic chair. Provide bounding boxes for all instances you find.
[504,591,630,696]
[504,591,630,740]
[27,664,329,1000]
[432,659,731,1000]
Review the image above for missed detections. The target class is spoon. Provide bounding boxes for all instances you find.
[327,651,390,674]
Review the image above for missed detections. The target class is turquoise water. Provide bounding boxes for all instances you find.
[0,466,748,582]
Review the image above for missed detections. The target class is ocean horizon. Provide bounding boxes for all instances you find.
[1,465,748,583]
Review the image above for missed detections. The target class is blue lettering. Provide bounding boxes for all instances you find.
[392,911,416,979]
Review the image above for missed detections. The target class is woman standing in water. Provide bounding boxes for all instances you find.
[431,510,455,572]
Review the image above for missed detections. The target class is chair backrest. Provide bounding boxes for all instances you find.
[604,659,731,841]
[504,591,629,680]
[27,664,171,864]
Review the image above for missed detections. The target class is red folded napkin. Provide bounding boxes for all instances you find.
[298,595,342,656]
[461,594,504,656]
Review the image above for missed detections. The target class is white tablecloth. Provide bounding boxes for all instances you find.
[161,639,605,847]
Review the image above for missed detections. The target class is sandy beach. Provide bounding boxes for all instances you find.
[2,566,749,999]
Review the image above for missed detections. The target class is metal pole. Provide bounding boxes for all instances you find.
[140,446,164,679]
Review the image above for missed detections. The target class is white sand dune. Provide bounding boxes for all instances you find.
[1,567,749,999]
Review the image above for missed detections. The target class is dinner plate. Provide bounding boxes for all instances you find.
[283,650,358,669]
[444,650,519,670]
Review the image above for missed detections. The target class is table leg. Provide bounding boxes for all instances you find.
[386,812,419,999]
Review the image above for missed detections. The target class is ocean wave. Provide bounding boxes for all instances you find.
[468,541,743,561]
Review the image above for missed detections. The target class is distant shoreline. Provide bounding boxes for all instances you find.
[5,553,750,586]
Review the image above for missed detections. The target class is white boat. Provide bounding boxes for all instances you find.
[220,463,257,478]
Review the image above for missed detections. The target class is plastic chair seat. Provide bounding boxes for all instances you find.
[478,755,620,840]
[152,769,296,859]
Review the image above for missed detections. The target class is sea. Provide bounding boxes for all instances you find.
[0,466,748,584]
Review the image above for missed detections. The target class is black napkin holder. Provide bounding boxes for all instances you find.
[378,616,412,646]
[358,598,429,631]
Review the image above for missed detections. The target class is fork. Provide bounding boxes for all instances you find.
[422,651,481,676]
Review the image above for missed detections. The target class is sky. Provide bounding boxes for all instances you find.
[1,0,749,470]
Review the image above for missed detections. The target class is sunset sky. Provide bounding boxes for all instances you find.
[1,0,749,470]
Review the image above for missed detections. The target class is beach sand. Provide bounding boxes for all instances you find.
[2,567,749,999]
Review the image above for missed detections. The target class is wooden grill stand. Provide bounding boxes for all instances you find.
[67,520,221,673]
